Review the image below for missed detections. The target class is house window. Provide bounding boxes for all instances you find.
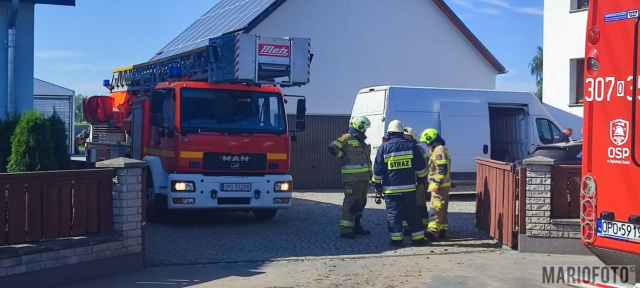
[571,58,585,104]
[571,0,589,11]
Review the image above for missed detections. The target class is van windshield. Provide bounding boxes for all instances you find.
[179,88,286,134]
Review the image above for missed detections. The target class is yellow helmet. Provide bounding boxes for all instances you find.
[403,126,417,140]
[351,116,371,132]
[420,128,439,144]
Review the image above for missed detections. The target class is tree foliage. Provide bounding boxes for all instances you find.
[7,110,56,172]
[75,94,87,123]
[48,110,71,170]
[529,46,543,102]
[0,113,20,173]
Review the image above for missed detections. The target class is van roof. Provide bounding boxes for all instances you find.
[357,85,533,94]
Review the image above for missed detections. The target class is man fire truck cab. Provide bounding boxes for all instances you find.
[82,33,311,221]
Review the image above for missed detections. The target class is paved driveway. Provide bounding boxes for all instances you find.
[144,191,496,266]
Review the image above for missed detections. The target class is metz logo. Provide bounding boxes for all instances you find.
[221,156,250,162]
[258,44,289,57]
[610,119,629,146]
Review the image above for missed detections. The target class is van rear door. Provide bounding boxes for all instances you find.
[351,88,387,164]
[439,101,491,174]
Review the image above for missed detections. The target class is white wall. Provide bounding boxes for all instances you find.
[543,0,587,139]
[250,0,498,114]
[0,3,34,118]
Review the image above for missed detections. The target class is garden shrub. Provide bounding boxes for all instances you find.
[7,110,56,172]
[0,113,20,173]
[48,110,70,170]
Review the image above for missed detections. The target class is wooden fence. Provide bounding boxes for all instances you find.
[0,169,115,246]
[551,165,581,219]
[475,158,518,248]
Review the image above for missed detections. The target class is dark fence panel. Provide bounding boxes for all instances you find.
[551,165,581,219]
[0,169,115,246]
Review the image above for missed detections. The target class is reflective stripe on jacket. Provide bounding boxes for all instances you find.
[372,134,428,194]
[328,132,372,183]
[428,143,451,188]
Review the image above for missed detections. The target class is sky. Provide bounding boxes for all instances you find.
[34,0,543,97]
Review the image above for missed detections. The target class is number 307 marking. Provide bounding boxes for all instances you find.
[585,77,615,101]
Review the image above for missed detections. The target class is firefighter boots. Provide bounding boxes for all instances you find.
[411,238,432,247]
[340,231,356,239]
[390,240,404,248]
[425,231,439,242]
[353,215,371,235]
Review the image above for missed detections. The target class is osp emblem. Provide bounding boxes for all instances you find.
[610,119,629,146]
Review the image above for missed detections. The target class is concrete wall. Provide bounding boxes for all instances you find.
[0,158,146,288]
[251,0,498,114]
[0,3,35,118]
[542,0,587,138]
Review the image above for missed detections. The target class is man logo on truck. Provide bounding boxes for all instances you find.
[222,155,251,162]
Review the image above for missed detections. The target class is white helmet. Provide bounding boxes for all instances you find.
[404,126,417,140]
[387,119,404,133]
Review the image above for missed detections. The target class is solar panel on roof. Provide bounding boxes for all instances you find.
[152,0,278,61]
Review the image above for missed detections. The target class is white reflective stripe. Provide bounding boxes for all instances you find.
[415,168,427,175]
[382,184,416,190]
[373,175,383,180]
[383,150,413,159]
[411,231,424,237]
[342,164,371,169]
[390,232,403,237]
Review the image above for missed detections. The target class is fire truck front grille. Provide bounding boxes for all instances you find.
[202,153,267,170]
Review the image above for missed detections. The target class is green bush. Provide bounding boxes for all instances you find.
[0,113,20,173]
[7,110,56,172]
[48,110,70,170]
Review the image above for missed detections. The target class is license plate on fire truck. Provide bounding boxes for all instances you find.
[597,219,640,242]
[220,183,251,192]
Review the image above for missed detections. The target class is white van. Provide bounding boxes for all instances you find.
[351,86,564,181]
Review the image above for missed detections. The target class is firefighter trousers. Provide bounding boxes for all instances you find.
[427,186,451,236]
[402,185,429,230]
[385,192,425,241]
[340,180,368,234]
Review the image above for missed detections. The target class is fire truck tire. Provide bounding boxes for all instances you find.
[145,172,167,222]
[253,209,277,220]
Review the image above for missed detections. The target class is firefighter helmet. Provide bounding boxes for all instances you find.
[351,116,371,132]
[387,120,404,133]
[420,128,439,144]
[404,126,417,140]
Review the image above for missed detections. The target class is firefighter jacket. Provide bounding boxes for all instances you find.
[371,134,428,194]
[428,143,451,188]
[328,127,373,183]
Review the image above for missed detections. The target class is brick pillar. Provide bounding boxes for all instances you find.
[522,156,553,237]
[96,157,146,256]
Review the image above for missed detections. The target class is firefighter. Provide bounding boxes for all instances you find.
[372,120,430,247]
[401,126,430,233]
[420,128,452,241]
[328,115,373,239]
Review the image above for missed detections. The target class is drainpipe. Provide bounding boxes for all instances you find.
[7,0,19,115]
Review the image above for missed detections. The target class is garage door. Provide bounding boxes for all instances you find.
[34,96,73,153]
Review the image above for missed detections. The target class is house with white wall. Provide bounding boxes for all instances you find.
[155,0,506,115]
[543,0,590,139]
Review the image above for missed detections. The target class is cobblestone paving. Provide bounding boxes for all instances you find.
[145,190,498,267]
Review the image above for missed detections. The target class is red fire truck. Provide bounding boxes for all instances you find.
[82,33,311,221]
[581,0,640,285]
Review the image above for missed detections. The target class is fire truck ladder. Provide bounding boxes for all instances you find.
[106,33,312,93]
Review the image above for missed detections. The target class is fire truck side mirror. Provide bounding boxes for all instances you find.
[151,113,164,127]
[296,99,306,131]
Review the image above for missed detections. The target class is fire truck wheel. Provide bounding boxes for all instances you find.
[253,209,277,220]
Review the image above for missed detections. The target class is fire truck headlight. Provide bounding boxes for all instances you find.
[274,181,292,192]
[581,175,596,197]
[172,181,196,192]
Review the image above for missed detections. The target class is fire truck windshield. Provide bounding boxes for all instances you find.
[179,88,286,134]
